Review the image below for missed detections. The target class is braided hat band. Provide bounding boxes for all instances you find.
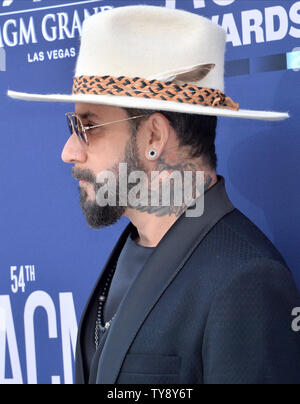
[72,75,239,111]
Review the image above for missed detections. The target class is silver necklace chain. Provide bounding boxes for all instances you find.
[95,262,118,350]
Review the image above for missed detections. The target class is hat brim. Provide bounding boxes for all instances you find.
[7,90,289,121]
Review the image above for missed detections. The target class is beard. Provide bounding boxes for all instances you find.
[72,133,146,229]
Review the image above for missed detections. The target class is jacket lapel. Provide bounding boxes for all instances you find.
[96,176,235,384]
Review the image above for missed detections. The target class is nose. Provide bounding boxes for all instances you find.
[61,133,87,164]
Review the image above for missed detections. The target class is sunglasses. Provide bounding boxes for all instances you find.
[65,112,148,146]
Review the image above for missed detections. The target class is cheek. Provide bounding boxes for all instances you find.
[87,137,127,171]
[87,153,120,177]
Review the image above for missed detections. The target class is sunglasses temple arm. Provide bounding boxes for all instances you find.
[87,114,148,130]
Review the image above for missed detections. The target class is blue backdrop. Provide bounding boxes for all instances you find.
[0,0,299,384]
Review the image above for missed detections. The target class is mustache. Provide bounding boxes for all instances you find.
[72,167,96,183]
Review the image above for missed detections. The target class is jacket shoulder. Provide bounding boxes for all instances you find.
[219,208,286,264]
[197,208,287,267]
[188,208,295,295]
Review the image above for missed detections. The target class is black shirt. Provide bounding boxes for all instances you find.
[83,227,155,383]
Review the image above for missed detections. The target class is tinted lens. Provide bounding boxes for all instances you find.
[66,114,74,136]
[73,116,83,141]
[74,115,88,145]
[66,113,89,146]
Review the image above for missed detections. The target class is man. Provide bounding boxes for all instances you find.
[8,5,300,384]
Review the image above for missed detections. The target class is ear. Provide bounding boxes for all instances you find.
[142,113,171,160]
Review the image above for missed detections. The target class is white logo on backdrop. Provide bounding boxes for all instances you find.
[165,0,236,9]
[0,47,5,71]
[0,292,78,384]
[292,47,300,72]
[2,0,41,6]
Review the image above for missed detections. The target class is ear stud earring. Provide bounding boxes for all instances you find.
[148,149,158,160]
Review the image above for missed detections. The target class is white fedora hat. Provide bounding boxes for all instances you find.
[8,5,289,121]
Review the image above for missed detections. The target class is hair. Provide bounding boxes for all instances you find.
[123,108,218,171]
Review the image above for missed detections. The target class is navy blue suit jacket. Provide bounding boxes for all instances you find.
[75,176,300,384]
